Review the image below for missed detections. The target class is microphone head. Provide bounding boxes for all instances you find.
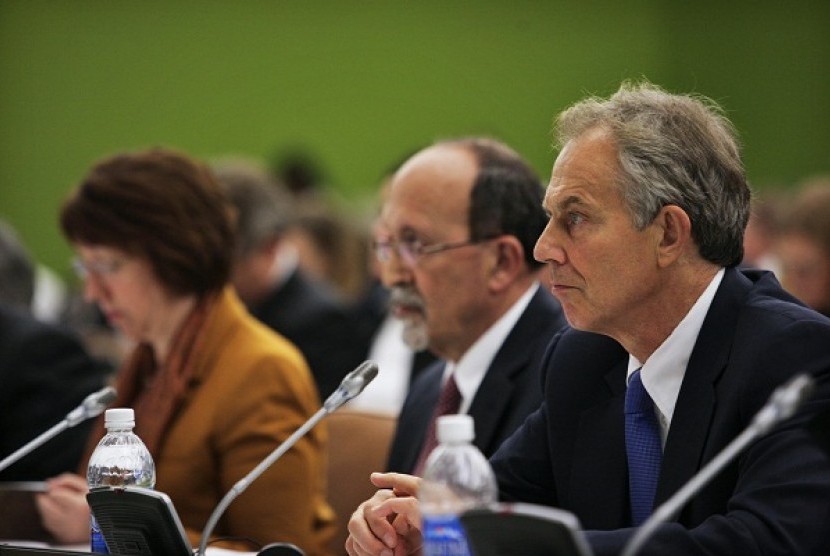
[774,373,815,421]
[323,360,379,412]
[752,373,816,435]
[82,386,118,419]
[65,386,118,427]
[341,360,379,396]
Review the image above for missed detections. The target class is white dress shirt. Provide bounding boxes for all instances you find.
[348,315,415,414]
[627,268,725,445]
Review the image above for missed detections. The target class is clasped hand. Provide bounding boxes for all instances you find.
[345,472,424,556]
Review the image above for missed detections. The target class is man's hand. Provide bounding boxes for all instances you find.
[345,472,424,556]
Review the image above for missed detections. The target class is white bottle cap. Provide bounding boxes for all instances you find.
[436,414,475,444]
[104,408,135,429]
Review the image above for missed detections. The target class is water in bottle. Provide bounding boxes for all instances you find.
[87,408,156,554]
[419,414,497,556]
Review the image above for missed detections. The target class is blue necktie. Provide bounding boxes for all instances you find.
[625,369,663,526]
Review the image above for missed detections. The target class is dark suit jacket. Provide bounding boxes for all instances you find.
[0,304,110,480]
[387,285,567,473]
[251,268,369,399]
[491,268,830,555]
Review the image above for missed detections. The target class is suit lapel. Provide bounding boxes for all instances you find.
[468,288,560,453]
[469,358,517,453]
[657,268,750,506]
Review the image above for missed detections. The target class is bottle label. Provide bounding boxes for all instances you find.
[422,514,471,556]
[90,515,109,554]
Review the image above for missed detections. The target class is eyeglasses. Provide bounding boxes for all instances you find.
[71,257,126,280]
[372,235,499,267]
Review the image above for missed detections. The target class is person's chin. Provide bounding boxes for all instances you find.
[402,319,429,352]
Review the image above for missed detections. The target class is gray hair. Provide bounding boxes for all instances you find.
[555,80,750,267]
[211,158,294,257]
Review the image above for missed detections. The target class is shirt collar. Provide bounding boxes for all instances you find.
[627,268,725,432]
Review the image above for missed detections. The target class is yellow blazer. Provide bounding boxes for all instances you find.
[155,288,334,555]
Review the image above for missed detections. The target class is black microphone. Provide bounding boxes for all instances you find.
[620,373,816,556]
[0,385,117,473]
[196,360,379,556]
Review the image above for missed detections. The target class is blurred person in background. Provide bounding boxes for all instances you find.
[36,148,334,555]
[271,146,374,303]
[776,177,830,317]
[0,302,110,482]
[0,219,36,312]
[741,192,784,275]
[0,217,121,369]
[0,219,110,483]
[213,158,369,400]
[0,219,68,324]
[284,206,373,304]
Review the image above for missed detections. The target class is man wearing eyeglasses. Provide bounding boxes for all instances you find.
[378,137,567,475]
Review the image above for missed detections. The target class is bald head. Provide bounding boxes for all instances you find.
[384,145,478,243]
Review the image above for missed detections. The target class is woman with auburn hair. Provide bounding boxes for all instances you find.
[36,148,335,555]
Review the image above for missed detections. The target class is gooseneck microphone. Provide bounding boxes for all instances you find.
[620,373,816,556]
[197,360,379,556]
[0,385,117,473]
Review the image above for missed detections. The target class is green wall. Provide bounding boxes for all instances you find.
[1,1,828,277]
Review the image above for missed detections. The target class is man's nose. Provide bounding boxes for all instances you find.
[534,222,566,265]
[379,250,414,288]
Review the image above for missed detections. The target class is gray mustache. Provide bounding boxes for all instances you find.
[389,287,425,310]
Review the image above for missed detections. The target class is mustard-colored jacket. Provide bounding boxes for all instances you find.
[156,287,334,555]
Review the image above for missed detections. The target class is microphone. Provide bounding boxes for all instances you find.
[197,360,379,556]
[620,373,816,556]
[323,359,380,412]
[0,385,117,473]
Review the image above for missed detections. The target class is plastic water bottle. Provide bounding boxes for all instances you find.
[87,408,156,554]
[419,414,497,556]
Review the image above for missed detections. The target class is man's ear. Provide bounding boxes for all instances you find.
[487,236,524,291]
[654,205,692,267]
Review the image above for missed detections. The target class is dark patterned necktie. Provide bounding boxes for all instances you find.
[625,368,663,526]
[412,373,463,475]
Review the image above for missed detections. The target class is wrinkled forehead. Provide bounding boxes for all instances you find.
[544,130,623,211]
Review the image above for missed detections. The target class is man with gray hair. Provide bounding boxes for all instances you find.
[346,81,830,556]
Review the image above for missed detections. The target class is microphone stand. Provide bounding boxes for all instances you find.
[0,421,76,473]
[620,373,815,556]
[0,386,116,473]
[197,360,378,556]
[198,407,328,556]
